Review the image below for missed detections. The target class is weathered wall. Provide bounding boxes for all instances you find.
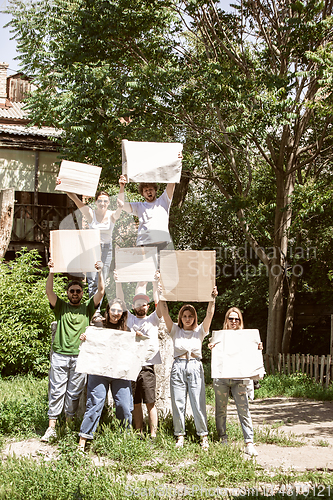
[0,150,60,192]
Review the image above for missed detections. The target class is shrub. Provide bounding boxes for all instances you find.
[0,250,66,376]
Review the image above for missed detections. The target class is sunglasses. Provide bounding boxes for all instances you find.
[69,288,82,294]
[110,308,123,314]
[228,317,240,322]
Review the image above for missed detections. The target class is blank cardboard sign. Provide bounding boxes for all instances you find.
[50,229,101,273]
[75,326,148,380]
[210,329,265,379]
[115,247,158,282]
[55,160,102,197]
[160,250,216,302]
[122,140,183,183]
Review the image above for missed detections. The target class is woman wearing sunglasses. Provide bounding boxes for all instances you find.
[209,307,263,457]
[78,298,133,450]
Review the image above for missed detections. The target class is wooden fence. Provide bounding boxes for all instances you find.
[264,353,333,387]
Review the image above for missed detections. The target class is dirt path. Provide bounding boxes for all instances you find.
[2,398,333,472]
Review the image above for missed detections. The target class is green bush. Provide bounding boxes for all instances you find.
[0,250,66,376]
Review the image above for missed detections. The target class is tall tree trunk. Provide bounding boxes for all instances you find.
[281,271,299,353]
[265,169,295,355]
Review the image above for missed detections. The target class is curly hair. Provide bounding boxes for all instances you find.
[138,183,158,196]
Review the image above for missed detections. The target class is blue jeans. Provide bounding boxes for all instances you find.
[213,378,254,443]
[79,374,133,440]
[170,358,208,437]
[87,243,112,311]
[48,352,86,419]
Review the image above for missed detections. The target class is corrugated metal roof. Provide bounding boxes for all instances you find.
[0,101,28,119]
[0,123,62,138]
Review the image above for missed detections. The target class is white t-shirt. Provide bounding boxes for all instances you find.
[127,310,161,365]
[130,190,172,246]
[89,210,114,244]
[170,323,208,359]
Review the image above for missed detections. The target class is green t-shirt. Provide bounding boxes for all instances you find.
[51,296,96,355]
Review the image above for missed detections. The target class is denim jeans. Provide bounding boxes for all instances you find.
[213,378,254,443]
[87,243,112,311]
[170,358,208,437]
[48,352,87,419]
[79,374,133,440]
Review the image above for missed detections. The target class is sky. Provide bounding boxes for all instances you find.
[0,1,234,76]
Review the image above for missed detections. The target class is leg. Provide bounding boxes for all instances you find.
[42,352,70,441]
[230,380,254,443]
[170,360,187,436]
[48,352,71,420]
[64,356,87,418]
[79,375,108,439]
[146,402,158,437]
[110,378,133,428]
[186,360,208,436]
[213,378,230,440]
[139,366,157,436]
[132,403,144,431]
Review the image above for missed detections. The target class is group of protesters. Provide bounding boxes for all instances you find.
[41,167,261,457]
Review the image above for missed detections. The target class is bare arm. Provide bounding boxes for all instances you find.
[56,179,93,222]
[159,300,173,333]
[110,198,124,223]
[118,175,133,214]
[166,151,181,199]
[114,271,125,302]
[202,286,218,333]
[153,270,161,317]
[46,259,57,307]
[166,183,175,199]
[93,261,105,307]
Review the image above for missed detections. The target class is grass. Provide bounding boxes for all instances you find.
[0,374,332,499]
[254,372,333,400]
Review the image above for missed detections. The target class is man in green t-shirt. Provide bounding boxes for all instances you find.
[41,259,105,442]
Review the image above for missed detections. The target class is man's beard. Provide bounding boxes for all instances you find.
[134,308,146,317]
[69,296,81,305]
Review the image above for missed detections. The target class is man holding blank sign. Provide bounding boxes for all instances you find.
[41,259,104,442]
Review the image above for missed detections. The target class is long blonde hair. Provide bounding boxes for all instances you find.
[223,307,244,330]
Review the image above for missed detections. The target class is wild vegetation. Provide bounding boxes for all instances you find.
[0,374,332,499]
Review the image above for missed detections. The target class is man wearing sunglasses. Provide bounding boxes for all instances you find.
[41,259,105,442]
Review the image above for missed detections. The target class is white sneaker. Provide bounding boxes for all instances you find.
[175,436,184,449]
[245,442,258,456]
[41,427,57,442]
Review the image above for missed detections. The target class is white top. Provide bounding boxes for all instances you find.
[169,323,208,359]
[127,310,161,365]
[130,190,172,246]
[89,210,114,244]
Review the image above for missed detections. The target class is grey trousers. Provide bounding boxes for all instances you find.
[48,352,86,419]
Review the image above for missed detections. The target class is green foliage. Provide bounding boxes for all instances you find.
[255,373,333,401]
[0,250,66,375]
[0,376,48,438]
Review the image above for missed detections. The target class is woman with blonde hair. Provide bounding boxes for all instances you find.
[209,307,262,457]
[160,286,218,450]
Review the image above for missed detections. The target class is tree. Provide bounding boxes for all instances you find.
[8,0,333,354]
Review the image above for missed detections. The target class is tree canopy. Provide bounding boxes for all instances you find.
[8,0,333,354]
